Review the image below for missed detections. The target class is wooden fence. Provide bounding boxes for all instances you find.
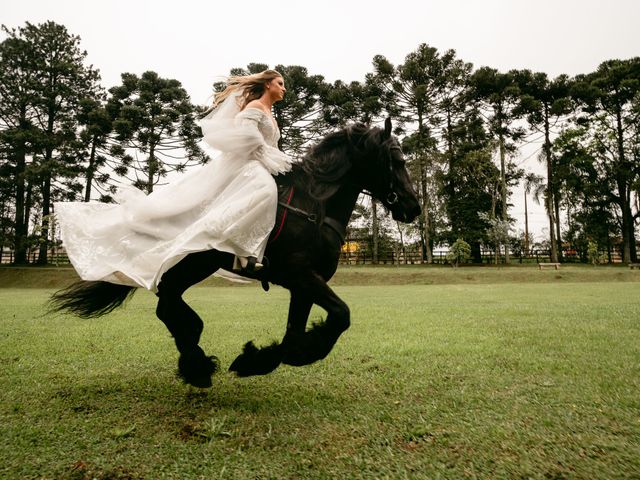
[339,248,624,265]
[0,247,625,267]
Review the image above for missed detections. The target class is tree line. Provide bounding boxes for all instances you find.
[1,21,638,265]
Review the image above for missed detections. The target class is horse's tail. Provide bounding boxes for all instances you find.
[49,281,138,319]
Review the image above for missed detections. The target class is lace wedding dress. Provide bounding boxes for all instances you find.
[55,93,294,292]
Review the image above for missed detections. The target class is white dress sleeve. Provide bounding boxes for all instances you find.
[235,109,293,175]
[199,107,293,175]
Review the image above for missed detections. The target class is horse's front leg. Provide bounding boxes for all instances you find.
[281,274,350,367]
[228,290,312,377]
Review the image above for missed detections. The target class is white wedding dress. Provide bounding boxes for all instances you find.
[55,93,294,292]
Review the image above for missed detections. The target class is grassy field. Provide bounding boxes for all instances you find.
[0,267,639,479]
[2,263,640,288]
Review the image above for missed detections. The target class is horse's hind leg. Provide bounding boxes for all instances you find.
[156,292,217,388]
[156,250,232,387]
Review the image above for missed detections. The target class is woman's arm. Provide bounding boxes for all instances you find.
[235,109,293,175]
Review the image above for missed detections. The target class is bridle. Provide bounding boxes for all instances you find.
[361,143,402,207]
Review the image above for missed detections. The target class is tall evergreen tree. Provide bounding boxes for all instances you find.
[75,96,119,202]
[438,55,473,215]
[372,44,462,262]
[322,74,384,126]
[0,25,41,263]
[515,70,573,262]
[441,104,498,262]
[108,71,207,194]
[29,21,102,264]
[554,127,620,261]
[469,67,524,262]
[1,21,101,264]
[321,75,386,262]
[273,64,329,155]
[571,58,640,262]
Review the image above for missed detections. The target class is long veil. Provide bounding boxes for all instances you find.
[198,91,261,155]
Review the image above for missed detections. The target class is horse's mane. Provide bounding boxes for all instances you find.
[279,123,374,201]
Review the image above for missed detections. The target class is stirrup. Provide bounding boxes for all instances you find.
[233,256,263,273]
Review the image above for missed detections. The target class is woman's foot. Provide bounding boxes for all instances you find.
[233,256,263,273]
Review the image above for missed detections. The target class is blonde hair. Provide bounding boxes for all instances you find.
[204,69,283,116]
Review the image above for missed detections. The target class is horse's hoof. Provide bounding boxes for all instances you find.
[229,341,282,377]
[178,351,219,388]
[228,357,249,376]
[282,324,339,366]
[185,372,213,389]
[228,342,258,376]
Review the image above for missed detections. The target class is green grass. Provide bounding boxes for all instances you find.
[1,273,639,478]
[2,263,640,288]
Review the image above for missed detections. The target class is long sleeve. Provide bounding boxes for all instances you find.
[199,108,293,175]
[236,110,293,175]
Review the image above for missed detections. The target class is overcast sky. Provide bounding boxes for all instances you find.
[3,0,639,238]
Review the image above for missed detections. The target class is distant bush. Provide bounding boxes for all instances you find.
[446,238,471,267]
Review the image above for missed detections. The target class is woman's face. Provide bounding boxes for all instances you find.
[267,76,286,102]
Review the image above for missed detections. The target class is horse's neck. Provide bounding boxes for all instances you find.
[324,183,361,228]
[289,158,360,228]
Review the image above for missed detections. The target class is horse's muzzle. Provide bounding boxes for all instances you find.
[391,200,421,223]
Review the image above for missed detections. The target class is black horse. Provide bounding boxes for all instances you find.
[50,118,421,387]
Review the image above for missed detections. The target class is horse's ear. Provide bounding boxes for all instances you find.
[384,117,392,139]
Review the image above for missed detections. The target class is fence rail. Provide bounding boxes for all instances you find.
[340,249,624,265]
[2,248,625,266]
[1,250,69,265]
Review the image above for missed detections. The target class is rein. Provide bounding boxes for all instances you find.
[274,187,346,245]
[279,200,317,224]
[269,186,295,244]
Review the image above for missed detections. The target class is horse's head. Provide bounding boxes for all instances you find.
[352,118,421,223]
[302,119,420,223]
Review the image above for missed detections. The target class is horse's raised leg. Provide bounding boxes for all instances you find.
[156,250,232,387]
[228,290,313,376]
[281,274,350,367]
[229,273,349,375]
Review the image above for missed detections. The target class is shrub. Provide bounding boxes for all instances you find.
[447,238,471,268]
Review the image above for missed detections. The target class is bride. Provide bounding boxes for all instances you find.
[55,69,294,292]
